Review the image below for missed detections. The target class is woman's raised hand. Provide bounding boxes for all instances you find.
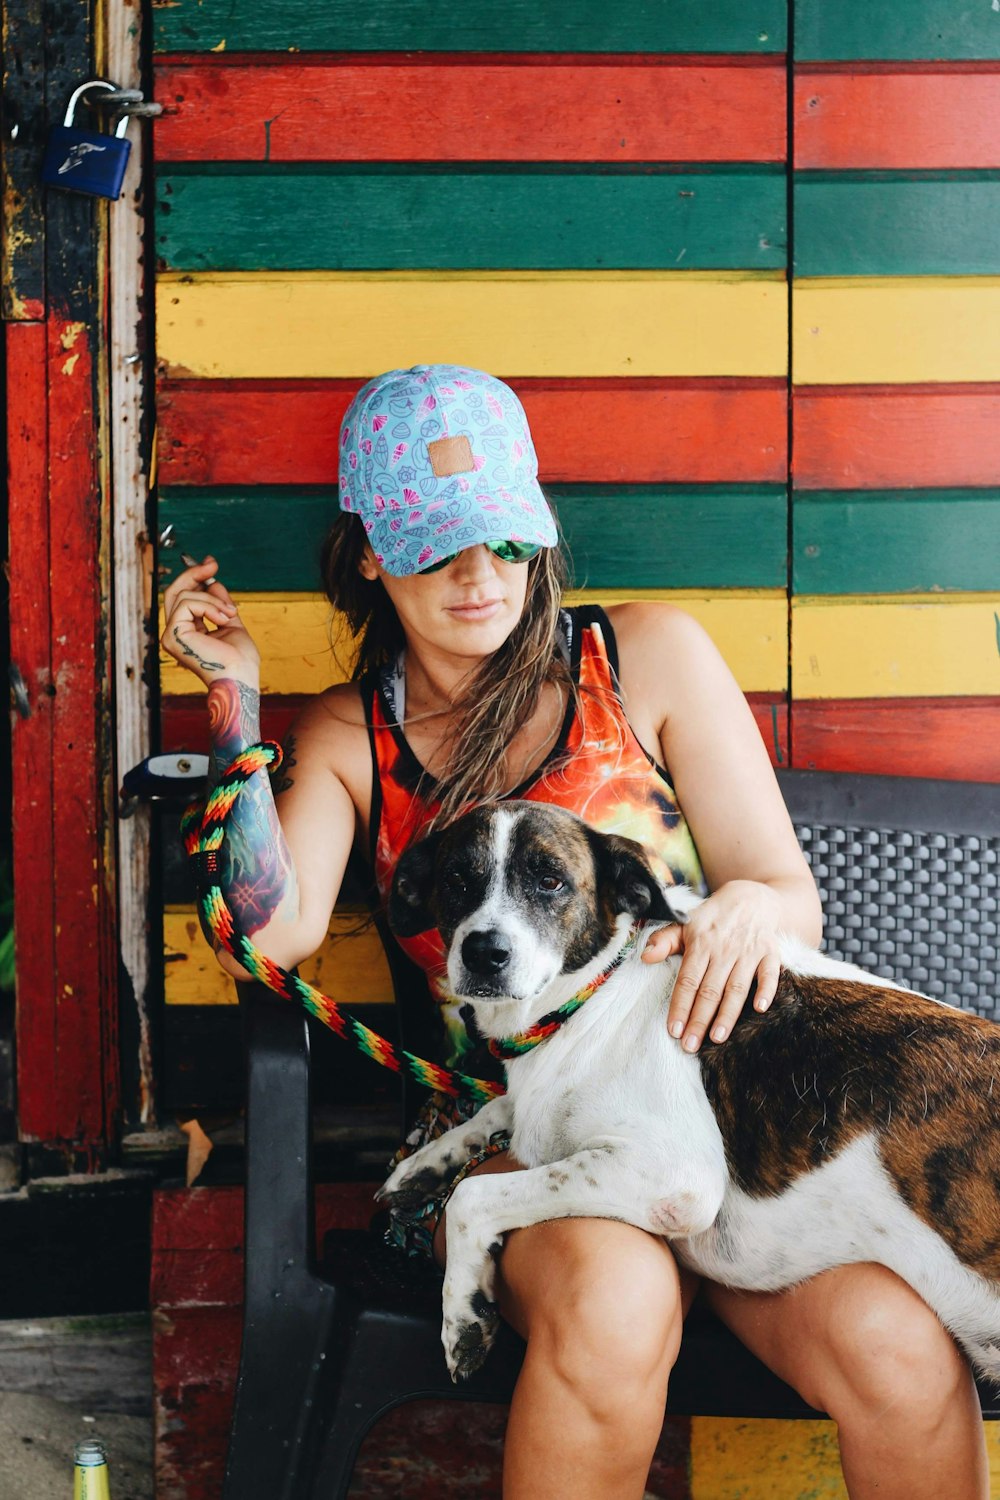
[160,555,261,689]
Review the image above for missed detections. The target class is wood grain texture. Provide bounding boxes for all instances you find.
[156,377,788,487]
[793,385,1000,489]
[164,907,391,1006]
[156,166,787,273]
[795,67,1000,170]
[157,483,789,592]
[793,174,1000,277]
[159,590,790,695]
[45,316,119,1146]
[154,56,786,164]
[792,490,1000,594]
[7,322,56,1139]
[153,1,788,54]
[793,278,1000,384]
[791,698,1000,781]
[794,1,1000,61]
[156,271,788,380]
[791,594,1000,699]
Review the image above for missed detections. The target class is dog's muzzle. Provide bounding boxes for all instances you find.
[460,928,512,978]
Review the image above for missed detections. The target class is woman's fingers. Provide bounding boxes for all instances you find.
[666,947,710,1044]
[708,960,762,1044]
[641,924,683,964]
[667,938,781,1051]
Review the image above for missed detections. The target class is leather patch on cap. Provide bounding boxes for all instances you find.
[427,434,475,477]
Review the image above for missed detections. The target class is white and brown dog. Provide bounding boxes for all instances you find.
[381,800,1000,1383]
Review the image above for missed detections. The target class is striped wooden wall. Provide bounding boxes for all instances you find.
[152,5,793,1120]
[151,6,1000,1494]
[791,3,1000,779]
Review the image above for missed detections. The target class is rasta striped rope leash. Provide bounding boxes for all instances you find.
[180,740,504,1106]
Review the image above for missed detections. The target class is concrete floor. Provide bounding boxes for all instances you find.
[0,1314,153,1500]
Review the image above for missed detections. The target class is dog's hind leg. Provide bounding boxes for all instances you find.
[439,1138,724,1380]
[377,1094,514,1215]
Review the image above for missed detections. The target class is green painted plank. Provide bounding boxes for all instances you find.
[156,167,787,273]
[155,0,787,54]
[795,1,1000,60]
[794,173,1000,278]
[793,490,1000,594]
[159,484,788,591]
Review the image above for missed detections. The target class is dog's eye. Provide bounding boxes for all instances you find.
[444,870,468,894]
[537,874,565,894]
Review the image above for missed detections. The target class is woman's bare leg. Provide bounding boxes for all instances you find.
[707,1264,989,1500]
[434,1153,698,1500]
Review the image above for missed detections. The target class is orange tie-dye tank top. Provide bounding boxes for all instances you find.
[366,604,707,1070]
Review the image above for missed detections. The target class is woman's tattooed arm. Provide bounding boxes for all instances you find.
[204,677,299,940]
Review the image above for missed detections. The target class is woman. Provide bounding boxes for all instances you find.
[162,364,987,1500]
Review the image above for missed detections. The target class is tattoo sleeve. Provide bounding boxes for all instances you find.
[202,678,300,942]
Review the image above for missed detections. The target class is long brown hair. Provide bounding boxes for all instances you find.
[320,513,573,826]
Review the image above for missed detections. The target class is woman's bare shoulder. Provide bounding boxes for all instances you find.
[605,600,721,693]
[283,682,369,767]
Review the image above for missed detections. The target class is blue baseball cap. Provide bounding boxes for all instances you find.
[338,364,557,577]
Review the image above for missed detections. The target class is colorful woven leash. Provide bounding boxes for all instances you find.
[488,925,641,1060]
[181,741,504,1105]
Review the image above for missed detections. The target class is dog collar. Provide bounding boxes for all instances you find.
[487,924,643,1061]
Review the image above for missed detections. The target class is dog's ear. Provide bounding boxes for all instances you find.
[388,829,442,937]
[596,833,674,922]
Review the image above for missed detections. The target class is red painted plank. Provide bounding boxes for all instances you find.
[46,317,119,1144]
[795,65,1000,169]
[8,322,57,1141]
[793,385,1000,490]
[155,54,785,164]
[157,377,788,487]
[152,1183,379,1261]
[163,692,789,769]
[791,699,1000,782]
[153,1304,239,1500]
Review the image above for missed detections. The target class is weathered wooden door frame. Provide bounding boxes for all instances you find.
[3,0,156,1173]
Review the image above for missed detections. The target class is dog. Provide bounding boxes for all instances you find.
[380,799,1000,1383]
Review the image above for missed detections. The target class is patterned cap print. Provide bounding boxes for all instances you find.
[338,364,557,576]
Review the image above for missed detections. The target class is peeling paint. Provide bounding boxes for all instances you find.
[59,320,86,351]
[62,352,80,377]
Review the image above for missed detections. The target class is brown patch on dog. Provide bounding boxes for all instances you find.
[699,973,1000,1278]
[507,810,616,970]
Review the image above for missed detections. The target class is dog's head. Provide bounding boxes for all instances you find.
[389,801,678,1011]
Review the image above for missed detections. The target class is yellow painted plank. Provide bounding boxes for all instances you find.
[155,270,788,379]
[792,594,1000,699]
[163,906,392,1006]
[794,277,1000,385]
[160,590,788,696]
[691,1416,1000,1499]
[690,1416,848,1500]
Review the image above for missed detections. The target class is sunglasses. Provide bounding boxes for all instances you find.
[417,539,543,575]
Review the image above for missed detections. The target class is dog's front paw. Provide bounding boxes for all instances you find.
[377,1141,463,1212]
[377,1162,451,1216]
[442,1288,500,1382]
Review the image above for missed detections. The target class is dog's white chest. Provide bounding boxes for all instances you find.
[503,957,725,1184]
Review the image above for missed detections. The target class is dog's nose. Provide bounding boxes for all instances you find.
[461,929,512,975]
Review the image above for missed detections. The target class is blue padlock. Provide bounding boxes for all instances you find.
[42,80,132,200]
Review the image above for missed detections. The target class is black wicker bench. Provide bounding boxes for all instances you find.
[222,770,1000,1500]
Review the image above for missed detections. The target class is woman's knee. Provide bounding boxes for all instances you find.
[500,1219,684,1419]
[799,1265,970,1422]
